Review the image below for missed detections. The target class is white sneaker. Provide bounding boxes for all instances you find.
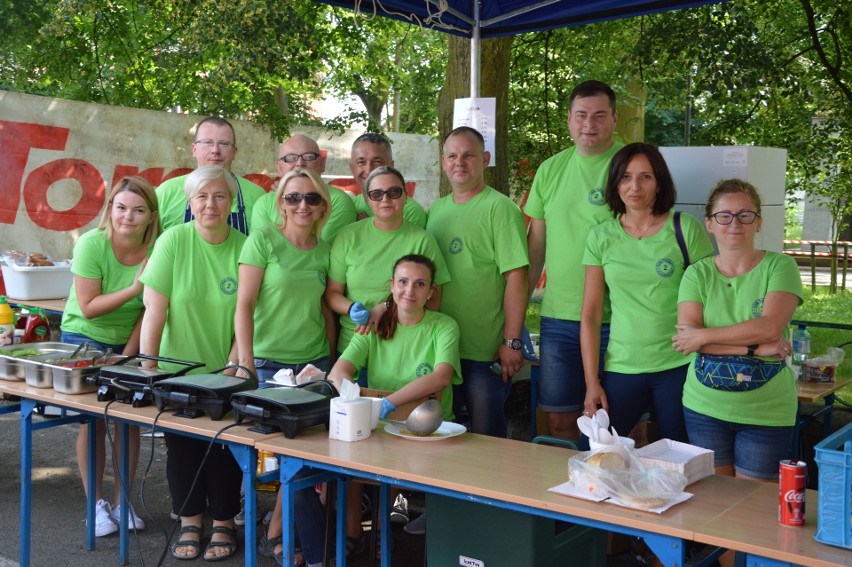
[111,502,146,531]
[234,496,246,526]
[89,499,118,537]
[390,494,409,525]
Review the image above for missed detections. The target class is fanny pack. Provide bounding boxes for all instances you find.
[694,354,786,392]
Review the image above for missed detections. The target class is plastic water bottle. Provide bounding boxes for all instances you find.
[0,296,14,346]
[792,325,811,367]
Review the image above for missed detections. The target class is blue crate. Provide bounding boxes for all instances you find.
[814,423,852,550]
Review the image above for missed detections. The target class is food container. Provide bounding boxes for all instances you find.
[24,350,105,389]
[0,342,79,381]
[635,438,715,486]
[0,259,72,301]
[802,361,836,383]
[50,355,127,395]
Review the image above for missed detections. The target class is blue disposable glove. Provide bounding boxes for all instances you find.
[348,301,370,325]
[380,397,397,419]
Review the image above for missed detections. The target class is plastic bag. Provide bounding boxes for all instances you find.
[568,445,687,509]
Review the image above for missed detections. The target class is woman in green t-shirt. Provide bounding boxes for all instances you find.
[675,179,802,481]
[328,253,461,556]
[581,143,714,445]
[235,168,334,387]
[60,176,160,537]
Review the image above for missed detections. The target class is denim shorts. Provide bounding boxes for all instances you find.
[453,359,512,438]
[255,356,331,388]
[538,317,609,412]
[683,406,793,479]
[59,331,126,355]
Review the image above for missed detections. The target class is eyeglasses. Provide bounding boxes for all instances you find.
[282,192,323,206]
[366,187,405,201]
[709,211,760,225]
[279,152,320,163]
[194,139,234,149]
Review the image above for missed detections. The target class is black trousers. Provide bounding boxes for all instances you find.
[165,432,242,520]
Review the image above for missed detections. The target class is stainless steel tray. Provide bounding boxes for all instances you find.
[24,350,105,389]
[0,342,79,381]
[50,355,128,395]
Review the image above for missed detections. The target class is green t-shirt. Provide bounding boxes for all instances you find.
[139,222,246,374]
[678,251,803,426]
[524,143,624,321]
[156,173,267,233]
[328,219,450,351]
[353,194,428,229]
[60,229,151,345]
[250,184,357,245]
[583,211,714,373]
[341,310,462,420]
[238,224,330,363]
[426,186,529,361]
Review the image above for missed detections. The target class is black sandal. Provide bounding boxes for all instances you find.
[171,524,203,561]
[258,531,282,558]
[203,525,238,562]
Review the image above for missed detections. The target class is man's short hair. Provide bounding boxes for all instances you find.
[569,80,616,113]
[196,116,237,145]
[352,133,392,156]
[443,126,485,149]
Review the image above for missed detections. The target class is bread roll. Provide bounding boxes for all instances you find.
[585,451,626,471]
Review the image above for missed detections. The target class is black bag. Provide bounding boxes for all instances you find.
[694,354,785,392]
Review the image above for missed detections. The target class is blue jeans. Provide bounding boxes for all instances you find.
[538,318,609,412]
[454,359,512,438]
[293,472,325,565]
[60,331,126,354]
[683,407,793,479]
[255,356,331,388]
[602,365,689,443]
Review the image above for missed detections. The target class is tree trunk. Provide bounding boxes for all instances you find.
[438,35,513,197]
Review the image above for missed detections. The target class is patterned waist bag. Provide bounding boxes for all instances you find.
[694,354,786,392]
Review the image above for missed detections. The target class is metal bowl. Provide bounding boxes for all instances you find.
[0,343,80,382]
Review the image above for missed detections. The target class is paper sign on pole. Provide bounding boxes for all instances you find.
[452,97,496,166]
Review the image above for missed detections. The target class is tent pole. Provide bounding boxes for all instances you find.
[470,0,480,98]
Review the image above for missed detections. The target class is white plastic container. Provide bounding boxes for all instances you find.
[0,261,72,300]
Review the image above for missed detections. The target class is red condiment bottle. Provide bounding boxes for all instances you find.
[23,308,51,343]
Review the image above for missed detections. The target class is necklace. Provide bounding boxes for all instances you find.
[621,215,663,240]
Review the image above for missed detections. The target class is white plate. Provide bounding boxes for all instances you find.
[384,421,466,441]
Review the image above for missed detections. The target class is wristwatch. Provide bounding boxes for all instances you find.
[503,338,523,351]
[746,345,758,356]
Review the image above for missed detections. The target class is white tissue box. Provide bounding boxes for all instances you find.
[328,397,372,442]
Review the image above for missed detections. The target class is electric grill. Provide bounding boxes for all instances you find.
[231,380,338,438]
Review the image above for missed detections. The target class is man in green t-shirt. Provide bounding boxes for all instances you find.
[155,116,266,235]
[348,133,427,228]
[427,127,529,438]
[525,81,623,442]
[251,134,356,244]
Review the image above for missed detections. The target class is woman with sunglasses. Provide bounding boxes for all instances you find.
[580,143,714,447]
[674,178,802,482]
[235,168,334,385]
[235,168,333,567]
[325,165,450,364]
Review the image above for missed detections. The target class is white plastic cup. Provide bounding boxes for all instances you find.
[589,436,636,452]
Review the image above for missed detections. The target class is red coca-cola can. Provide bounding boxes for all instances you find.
[779,459,806,526]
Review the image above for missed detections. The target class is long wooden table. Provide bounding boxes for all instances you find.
[257,424,767,567]
[0,379,280,567]
[5,297,67,314]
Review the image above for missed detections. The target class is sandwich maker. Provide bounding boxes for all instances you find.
[231,380,339,438]
[92,355,203,407]
[152,364,258,421]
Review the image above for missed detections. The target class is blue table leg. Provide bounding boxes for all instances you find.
[280,457,303,567]
[20,398,36,567]
[86,416,97,550]
[379,483,390,567]
[643,532,685,567]
[229,444,257,567]
[336,477,348,567]
[118,420,130,565]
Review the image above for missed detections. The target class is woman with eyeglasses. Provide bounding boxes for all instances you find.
[235,168,334,385]
[325,165,450,363]
[674,178,802,482]
[580,143,714,447]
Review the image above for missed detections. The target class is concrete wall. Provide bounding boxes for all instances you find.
[0,91,440,260]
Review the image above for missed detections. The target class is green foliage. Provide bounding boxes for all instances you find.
[785,203,804,241]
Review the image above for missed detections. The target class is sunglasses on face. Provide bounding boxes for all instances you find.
[282,192,323,206]
[366,187,405,201]
[709,211,760,225]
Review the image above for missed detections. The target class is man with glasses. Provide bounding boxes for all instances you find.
[156,116,266,235]
[348,132,427,228]
[427,126,529,439]
[525,80,624,442]
[251,134,356,244]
